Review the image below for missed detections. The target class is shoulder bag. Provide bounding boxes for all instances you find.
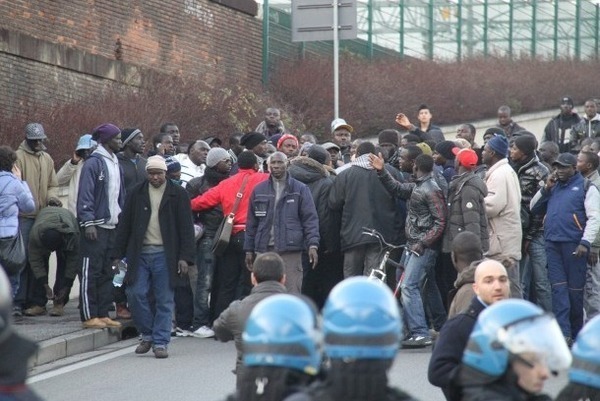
[211,176,249,256]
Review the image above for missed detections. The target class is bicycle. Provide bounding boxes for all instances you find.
[361,227,405,291]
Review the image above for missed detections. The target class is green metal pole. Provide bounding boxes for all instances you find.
[367,0,373,60]
[399,0,405,57]
[596,4,599,61]
[457,0,462,61]
[531,0,536,57]
[483,0,488,57]
[508,0,514,59]
[262,0,270,85]
[575,0,581,60]
[428,0,434,60]
[553,0,559,60]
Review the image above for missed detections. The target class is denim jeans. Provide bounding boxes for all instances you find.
[520,234,552,312]
[546,241,587,339]
[400,248,438,337]
[126,250,174,347]
[193,236,214,328]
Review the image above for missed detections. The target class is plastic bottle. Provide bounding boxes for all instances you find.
[112,259,128,287]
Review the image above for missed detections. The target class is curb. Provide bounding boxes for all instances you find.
[33,321,137,367]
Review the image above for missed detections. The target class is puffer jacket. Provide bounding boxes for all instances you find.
[289,156,340,252]
[378,169,447,248]
[513,155,549,240]
[442,172,488,253]
[570,113,600,151]
[0,172,35,237]
[15,141,58,218]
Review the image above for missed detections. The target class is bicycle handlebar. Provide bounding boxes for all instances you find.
[361,227,405,250]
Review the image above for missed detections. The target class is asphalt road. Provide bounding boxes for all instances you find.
[29,337,568,401]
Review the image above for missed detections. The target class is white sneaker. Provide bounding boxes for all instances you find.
[193,325,215,338]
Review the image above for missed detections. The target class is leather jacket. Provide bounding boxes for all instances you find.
[378,169,447,248]
[513,155,549,240]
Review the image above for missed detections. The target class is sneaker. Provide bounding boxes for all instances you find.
[192,325,215,338]
[116,304,132,319]
[99,317,122,327]
[429,329,440,341]
[135,340,152,354]
[49,303,65,317]
[83,317,108,329]
[23,305,47,316]
[402,335,433,348]
[153,346,169,359]
[12,306,23,317]
[175,327,194,337]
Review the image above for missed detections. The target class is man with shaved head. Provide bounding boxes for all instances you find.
[244,152,320,294]
[429,259,510,401]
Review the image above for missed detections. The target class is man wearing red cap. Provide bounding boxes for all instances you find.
[439,148,489,307]
[77,123,125,329]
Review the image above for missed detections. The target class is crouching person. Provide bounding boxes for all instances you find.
[111,155,195,359]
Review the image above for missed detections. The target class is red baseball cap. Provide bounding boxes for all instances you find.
[453,147,478,169]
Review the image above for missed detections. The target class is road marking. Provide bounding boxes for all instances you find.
[28,344,136,383]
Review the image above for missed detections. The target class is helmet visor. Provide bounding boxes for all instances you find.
[498,314,572,371]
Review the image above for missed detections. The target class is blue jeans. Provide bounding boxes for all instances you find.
[193,237,214,328]
[546,241,587,339]
[401,248,438,338]
[126,251,174,347]
[520,234,552,312]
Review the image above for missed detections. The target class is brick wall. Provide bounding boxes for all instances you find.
[0,0,262,118]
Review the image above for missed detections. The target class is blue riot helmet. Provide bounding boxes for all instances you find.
[243,294,320,375]
[463,299,571,378]
[322,276,401,359]
[569,315,600,389]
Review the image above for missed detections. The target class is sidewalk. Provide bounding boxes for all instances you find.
[13,300,136,367]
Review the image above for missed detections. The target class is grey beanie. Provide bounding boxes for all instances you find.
[206,147,230,168]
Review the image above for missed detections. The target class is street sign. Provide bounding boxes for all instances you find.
[291,0,357,42]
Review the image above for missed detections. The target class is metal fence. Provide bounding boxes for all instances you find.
[262,0,600,82]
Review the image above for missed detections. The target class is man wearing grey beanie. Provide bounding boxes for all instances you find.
[206,147,231,169]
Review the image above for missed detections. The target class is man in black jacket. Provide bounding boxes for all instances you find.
[185,147,232,337]
[289,145,342,308]
[111,155,195,359]
[541,96,582,153]
[428,259,510,401]
[509,134,552,312]
[329,142,400,279]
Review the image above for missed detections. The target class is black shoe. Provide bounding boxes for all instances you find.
[135,340,152,354]
[402,335,433,348]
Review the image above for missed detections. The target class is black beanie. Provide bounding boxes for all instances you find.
[435,140,457,160]
[240,132,267,149]
[514,135,537,157]
[307,144,330,165]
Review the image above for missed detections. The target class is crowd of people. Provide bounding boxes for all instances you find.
[1,97,600,400]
